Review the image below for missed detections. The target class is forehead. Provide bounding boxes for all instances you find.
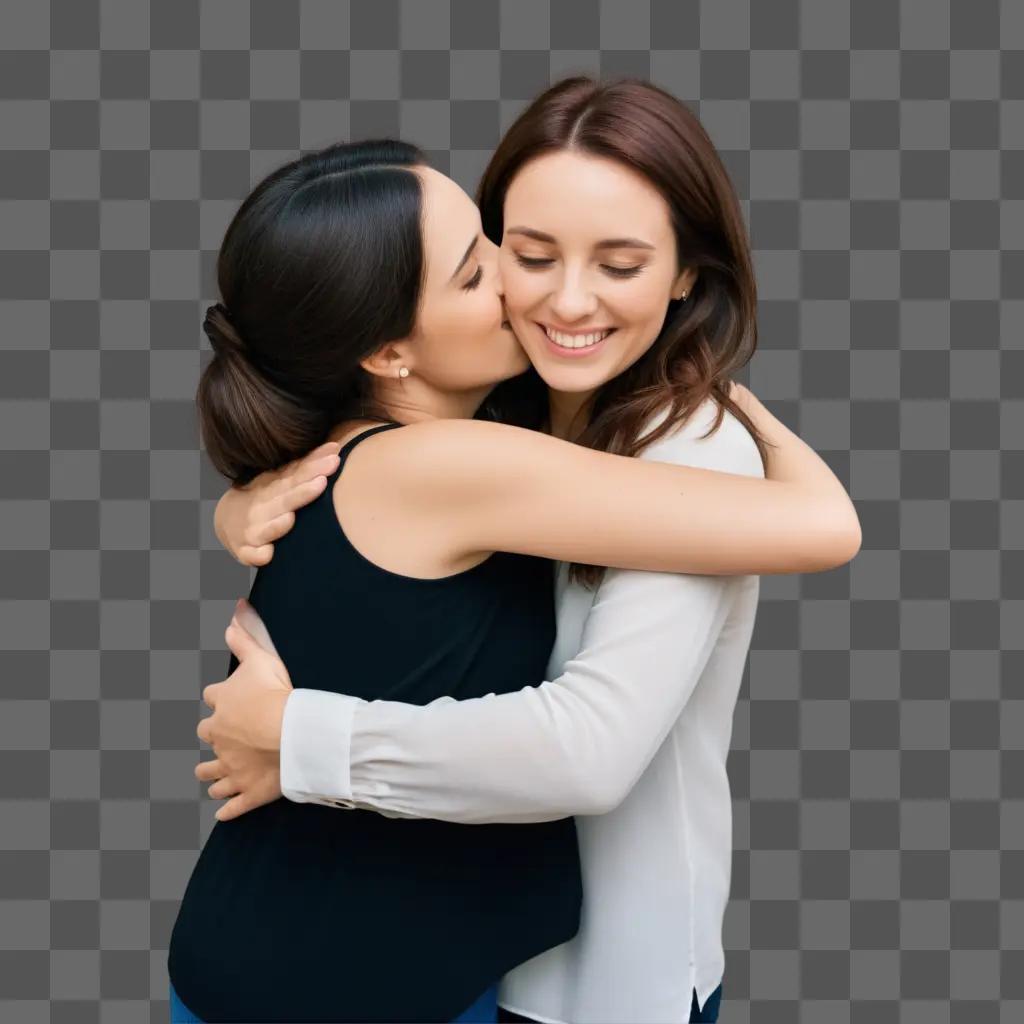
[417,165,477,231]
[415,165,480,278]
[504,150,674,240]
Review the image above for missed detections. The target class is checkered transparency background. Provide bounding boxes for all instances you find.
[0,0,1021,1021]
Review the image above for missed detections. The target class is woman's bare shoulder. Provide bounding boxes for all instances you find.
[369,417,546,468]
[345,417,548,499]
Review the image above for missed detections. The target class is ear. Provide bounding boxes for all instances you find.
[359,342,412,380]
[671,267,698,301]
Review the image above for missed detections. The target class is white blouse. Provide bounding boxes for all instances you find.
[276,399,764,1023]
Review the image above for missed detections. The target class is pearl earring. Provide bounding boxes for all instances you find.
[398,367,409,378]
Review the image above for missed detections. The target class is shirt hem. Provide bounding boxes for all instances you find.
[695,970,725,1018]
[496,1000,569,1024]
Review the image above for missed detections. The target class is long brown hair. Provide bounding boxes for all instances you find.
[476,76,773,589]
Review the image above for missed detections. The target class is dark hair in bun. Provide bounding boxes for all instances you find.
[195,139,427,484]
[201,303,243,358]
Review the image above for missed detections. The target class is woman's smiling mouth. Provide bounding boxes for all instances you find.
[539,322,616,355]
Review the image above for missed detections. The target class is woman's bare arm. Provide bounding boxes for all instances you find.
[384,398,861,577]
[213,387,860,575]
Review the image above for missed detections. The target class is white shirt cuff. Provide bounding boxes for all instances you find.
[279,688,362,809]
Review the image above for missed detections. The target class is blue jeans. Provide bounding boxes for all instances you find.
[169,978,499,1023]
[168,982,202,1024]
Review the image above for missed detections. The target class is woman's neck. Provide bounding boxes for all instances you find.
[327,382,494,443]
[547,388,596,442]
[380,380,496,424]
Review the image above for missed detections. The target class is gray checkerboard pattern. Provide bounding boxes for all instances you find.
[0,1,1020,1021]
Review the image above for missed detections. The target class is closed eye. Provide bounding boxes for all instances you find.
[514,254,645,279]
[461,265,483,291]
[514,255,554,269]
[602,265,645,278]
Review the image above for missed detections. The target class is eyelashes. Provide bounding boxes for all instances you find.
[513,256,553,270]
[462,254,647,291]
[461,265,483,290]
[513,254,645,279]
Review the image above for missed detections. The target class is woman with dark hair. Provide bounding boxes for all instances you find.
[175,83,859,1023]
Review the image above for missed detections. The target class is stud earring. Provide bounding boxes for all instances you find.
[398,367,410,378]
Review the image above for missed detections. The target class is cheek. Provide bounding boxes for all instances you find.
[500,263,544,316]
[613,277,676,333]
[432,291,495,339]
[472,285,503,327]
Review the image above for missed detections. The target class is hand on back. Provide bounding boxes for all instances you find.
[215,441,342,566]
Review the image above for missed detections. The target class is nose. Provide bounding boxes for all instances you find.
[551,268,598,322]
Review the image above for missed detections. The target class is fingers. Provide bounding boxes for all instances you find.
[303,440,344,464]
[248,443,338,494]
[215,794,250,822]
[248,508,299,549]
[727,381,754,411]
[201,681,221,710]
[238,542,274,567]
[195,757,224,782]
[735,384,763,414]
[241,447,341,553]
[207,776,242,801]
[196,714,213,745]
[224,617,263,661]
[233,602,280,656]
[266,474,331,525]
[278,446,341,500]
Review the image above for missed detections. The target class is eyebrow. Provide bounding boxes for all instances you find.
[449,235,478,281]
[505,226,656,251]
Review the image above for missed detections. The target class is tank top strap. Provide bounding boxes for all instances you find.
[330,420,404,482]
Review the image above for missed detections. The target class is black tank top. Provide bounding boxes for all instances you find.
[168,422,582,1023]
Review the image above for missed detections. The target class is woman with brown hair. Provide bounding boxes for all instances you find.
[185,79,859,1023]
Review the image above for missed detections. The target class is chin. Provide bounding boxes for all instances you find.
[531,360,610,394]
